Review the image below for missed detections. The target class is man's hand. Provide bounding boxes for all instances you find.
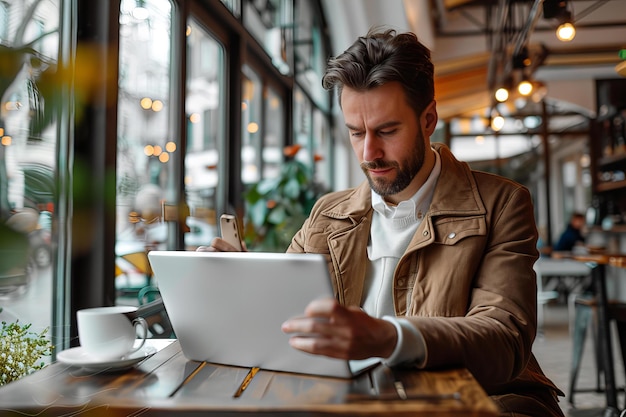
[281,297,397,360]
[196,237,247,252]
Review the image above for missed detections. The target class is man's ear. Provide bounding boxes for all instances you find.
[422,100,438,136]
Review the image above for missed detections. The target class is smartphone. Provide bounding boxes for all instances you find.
[219,214,243,251]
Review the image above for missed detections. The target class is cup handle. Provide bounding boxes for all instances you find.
[128,317,148,354]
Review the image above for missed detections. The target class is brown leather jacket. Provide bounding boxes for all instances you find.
[288,143,564,415]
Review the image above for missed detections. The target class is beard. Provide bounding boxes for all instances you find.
[360,132,426,197]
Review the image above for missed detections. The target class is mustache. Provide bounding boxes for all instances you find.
[360,160,399,170]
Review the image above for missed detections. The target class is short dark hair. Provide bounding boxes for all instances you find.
[322,28,434,117]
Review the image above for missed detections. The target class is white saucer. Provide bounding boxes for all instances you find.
[57,345,156,371]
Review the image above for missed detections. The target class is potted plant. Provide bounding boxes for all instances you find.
[0,311,53,386]
[243,145,325,252]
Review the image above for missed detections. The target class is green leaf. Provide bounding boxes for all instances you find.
[243,186,262,204]
[283,178,301,199]
[257,178,280,195]
[249,199,268,227]
[267,206,287,224]
[296,168,309,185]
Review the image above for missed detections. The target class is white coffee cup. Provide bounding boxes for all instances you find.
[77,306,148,360]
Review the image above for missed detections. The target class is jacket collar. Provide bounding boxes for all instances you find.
[320,180,373,220]
[321,143,486,220]
[429,143,487,217]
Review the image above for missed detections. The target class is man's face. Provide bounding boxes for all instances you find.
[341,82,437,203]
[572,216,585,230]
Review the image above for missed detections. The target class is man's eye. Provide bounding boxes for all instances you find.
[380,129,397,136]
[350,131,364,138]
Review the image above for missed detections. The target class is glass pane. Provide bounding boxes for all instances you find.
[220,0,241,18]
[184,18,226,249]
[116,0,172,303]
[241,65,262,184]
[262,87,283,179]
[294,0,328,110]
[0,0,60,380]
[243,0,292,75]
[312,107,330,189]
[294,85,311,152]
[293,86,329,190]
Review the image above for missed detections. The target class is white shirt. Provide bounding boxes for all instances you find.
[362,149,441,366]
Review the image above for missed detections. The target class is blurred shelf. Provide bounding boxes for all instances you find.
[598,153,626,169]
[616,60,626,77]
[589,225,626,233]
[596,179,626,193]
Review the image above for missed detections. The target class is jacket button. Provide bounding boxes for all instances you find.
[423,230,429,236]
[448,232,456,239]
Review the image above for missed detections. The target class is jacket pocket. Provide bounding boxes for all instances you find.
[432,215,486,245]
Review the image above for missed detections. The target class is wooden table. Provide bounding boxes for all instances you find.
[0,340,498,416]
[610,255,626,269]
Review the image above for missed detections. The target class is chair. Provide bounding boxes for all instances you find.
[535,263,559,335]
[131,293,175,339]
[138,285,161,305]
[534,257,590,334]
[534,257,591,331]
[115,250,153,297]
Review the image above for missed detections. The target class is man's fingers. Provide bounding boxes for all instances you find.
[287,335,351,359]
[281,315,330,335]
[196,237,247,252]
[303,297,351,321]
[196,245,216,252]
[209,237,242,252]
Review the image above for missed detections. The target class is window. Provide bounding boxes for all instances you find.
[1,1,336,375]
[294,0,328,111]
[243,0,292,75]
[116,0,173,302]
[220,0,241,17]
[292,0,332,190]
[0,0,61,365]
[184,18,227,249]
[262,86,284,179]
[241,65,263,184]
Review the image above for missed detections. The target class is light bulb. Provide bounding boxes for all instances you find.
[518,80,533,96]
[495,87,509,102]
[491,115,505,131]
[556,22,576,42]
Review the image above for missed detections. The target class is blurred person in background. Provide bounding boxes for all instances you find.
[553,212,586,252]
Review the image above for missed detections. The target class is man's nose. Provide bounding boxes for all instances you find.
[362,134,383,162]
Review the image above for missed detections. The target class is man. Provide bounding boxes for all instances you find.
[553,212,586,252]
[208,29,564,417]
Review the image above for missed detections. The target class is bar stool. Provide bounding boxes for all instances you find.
[610,255,626,408]
[569,255,626,407]
[569,298,626,406]
[569,294,603,405]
